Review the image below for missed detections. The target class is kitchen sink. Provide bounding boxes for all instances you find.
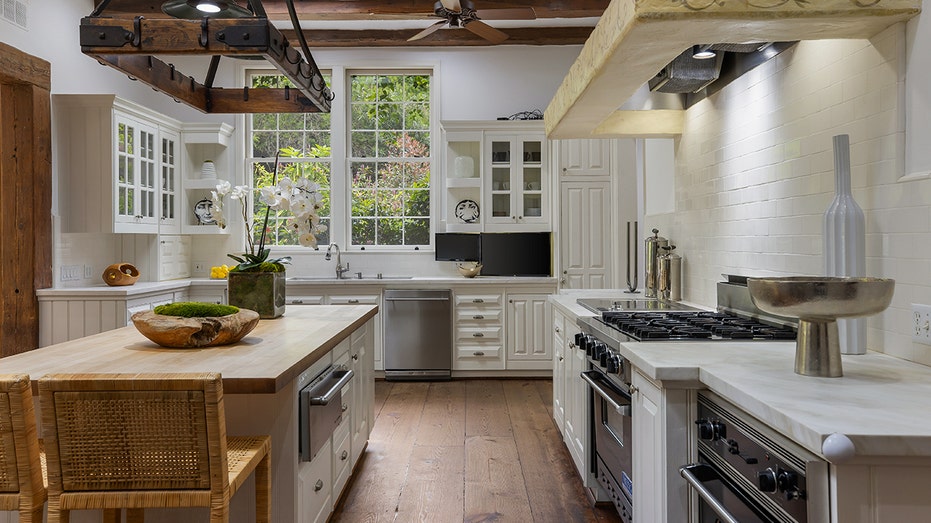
[287,276,413,281]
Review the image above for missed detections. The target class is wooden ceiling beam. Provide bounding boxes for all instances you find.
[97,0,609,20]
[280,26,595,47]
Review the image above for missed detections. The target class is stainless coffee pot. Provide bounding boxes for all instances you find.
[658,244,681,301]
[644,228,668,298]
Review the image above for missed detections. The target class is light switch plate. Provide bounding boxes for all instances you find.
[84,265,93,279]
[912,303,931,345]
[60,265,81,281]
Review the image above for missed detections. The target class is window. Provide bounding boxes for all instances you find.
[246,70,433,250]
[247,72,331,246]
[349,73,431,247]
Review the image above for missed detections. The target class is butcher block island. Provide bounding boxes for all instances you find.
[1,305,378,523]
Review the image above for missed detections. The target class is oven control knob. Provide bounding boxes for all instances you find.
[606,355,620,373]
[599,350,609,367]
[695,419,726,440]
[574,332,586,347]
[777,469,801,499]
[758,468,778,493]
[593,342,607,359]
[580,335,595,352]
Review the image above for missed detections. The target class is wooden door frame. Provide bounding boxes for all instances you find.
[0,41,52,356]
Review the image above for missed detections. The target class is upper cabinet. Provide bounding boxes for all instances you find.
[55,95,182,234]
[440,121,549,233]
[181,123,234,235]
[558,139,611,178]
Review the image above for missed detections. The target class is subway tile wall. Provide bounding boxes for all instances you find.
[645,25,931,366]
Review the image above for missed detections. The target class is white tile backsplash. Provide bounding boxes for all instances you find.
[645,23,931,366]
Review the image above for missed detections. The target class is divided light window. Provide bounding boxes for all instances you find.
[349,73,431,247]
[247,72,331,247]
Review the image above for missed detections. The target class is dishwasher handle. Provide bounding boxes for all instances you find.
[385,296,450,302]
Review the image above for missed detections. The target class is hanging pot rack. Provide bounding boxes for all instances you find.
[80,0,332,113]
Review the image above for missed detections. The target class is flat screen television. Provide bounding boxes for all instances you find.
[480,232,552,276]
[434,233,481,261]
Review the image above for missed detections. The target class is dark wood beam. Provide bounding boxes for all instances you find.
[98,0,609,20]
[281,26,595,47]
[80,16,331,112]
[0,42,51,90]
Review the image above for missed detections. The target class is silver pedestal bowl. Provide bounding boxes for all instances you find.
[747,277,895,377]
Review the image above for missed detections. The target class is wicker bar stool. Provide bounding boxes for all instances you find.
[0,374,46,522]
[39,372,271,523]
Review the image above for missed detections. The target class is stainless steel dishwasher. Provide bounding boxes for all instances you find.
[383,289,452,380]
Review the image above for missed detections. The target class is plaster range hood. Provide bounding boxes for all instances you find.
[544,0,921,139]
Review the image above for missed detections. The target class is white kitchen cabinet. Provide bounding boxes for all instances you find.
[440,120,549,232]
[565,322,590,483]
[630,369,692,523]
[453,291,505,370]
[181,122,234,235]
[157,235,192,281]
[558,138,612,178]
[298,438,333,523]
[349,321,374,465]
[505,293,551,370]
[559,181,612,289]
[483,131,549,231]
[55,94,182,234]
[159,128,182,234]
[552,307,569,432]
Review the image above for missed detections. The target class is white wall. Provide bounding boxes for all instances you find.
[644,21,931,366]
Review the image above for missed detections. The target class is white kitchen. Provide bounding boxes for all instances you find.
[2,0,931,522]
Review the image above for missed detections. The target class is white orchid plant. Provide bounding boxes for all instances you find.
[211,151,327,272]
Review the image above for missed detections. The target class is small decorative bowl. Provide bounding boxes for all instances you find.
[131,309,260,348]
[457,263,483,278]
[102,263,140,286]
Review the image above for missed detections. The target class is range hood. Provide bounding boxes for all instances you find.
[544,0,920,139]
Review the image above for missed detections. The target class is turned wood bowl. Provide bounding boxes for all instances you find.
[102,263,140,286]
[131,309,260,348]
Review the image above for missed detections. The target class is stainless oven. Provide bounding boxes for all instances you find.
[298,365,353,462]
[680,392,829,523]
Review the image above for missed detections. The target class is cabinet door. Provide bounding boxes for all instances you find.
[484,134,548,231]
[506,294,551,369]
[559,181,612,289]
[552,309,567,432]
[114,114,160,231]
[159,128,181,233]
[559,139,611,177]
[632,371,664,523]
[566,337,589,482]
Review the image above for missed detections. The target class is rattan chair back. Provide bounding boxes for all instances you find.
[0,374,46,522]
[39,372,271,523]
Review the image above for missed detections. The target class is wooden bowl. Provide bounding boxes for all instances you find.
[457,263,483,278]
[102,263,140,286]
[131,309,260,348]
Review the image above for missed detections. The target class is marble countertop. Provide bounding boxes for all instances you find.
[548,292,931,460]
[37,276,558,297]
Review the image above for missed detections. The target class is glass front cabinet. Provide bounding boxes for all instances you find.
[483,131,548,232]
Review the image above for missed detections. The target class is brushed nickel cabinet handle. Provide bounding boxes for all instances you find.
[473,298,484,303]
[473,351,485,356]
[348,299,359,304]
[555,326,561,333]
[342,403,348,412]
[314,479,324,492]
[473,333,484,338]
[352,354,359,361]
[341,450,349,461]
[473,315,484,320]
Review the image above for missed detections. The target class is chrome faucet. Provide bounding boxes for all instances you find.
[324,243,350,279]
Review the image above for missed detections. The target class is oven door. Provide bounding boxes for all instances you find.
[680,458,784,523]
[581,369,633,521]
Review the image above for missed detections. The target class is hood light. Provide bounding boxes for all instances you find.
[692,45,717,60]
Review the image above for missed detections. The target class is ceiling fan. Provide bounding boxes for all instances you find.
[408,0,536,44]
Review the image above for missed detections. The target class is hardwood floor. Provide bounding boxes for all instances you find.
[333,379,621,522]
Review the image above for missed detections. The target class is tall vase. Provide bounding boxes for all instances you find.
[227,271,286,319]
[823,134,866,355]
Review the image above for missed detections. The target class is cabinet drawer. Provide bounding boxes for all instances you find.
[332,428,352,501]
[457,326,502,341]
[288,295,325,305]
[455,294,502,306]
[456,309,502,322]
[329,294,379,305]
[298,439,332,523]
[456,345,502,359]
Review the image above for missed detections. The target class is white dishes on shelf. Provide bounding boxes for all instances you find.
[200,160,217,179]
[453,156,475,178]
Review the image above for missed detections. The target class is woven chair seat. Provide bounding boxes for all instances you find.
[0,374,46,522]
[40,373,271,523]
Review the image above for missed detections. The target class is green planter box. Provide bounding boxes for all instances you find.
[227,271,286,319]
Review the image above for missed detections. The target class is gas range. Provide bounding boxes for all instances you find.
[600,310,797,342]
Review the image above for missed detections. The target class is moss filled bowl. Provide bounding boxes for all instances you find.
[131,302,260,348]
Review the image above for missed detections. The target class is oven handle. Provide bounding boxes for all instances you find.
[679,464,742,523]
[307,368,354,405]
[580,370,631,416]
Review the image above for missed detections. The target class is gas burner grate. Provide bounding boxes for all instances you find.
[601,310,796,342]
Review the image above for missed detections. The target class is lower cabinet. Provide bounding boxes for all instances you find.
[506,293,552,369]
[565,326,590,483]
[552,307,569,432]
[453,291,505,370]
[298,319,375,523]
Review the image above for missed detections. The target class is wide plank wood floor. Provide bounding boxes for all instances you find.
[333,379,621,523]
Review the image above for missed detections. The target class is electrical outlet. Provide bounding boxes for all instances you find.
[913,304,931,345]
[193,261,205,274]
[60,265,81,281]
[84,265,93,279]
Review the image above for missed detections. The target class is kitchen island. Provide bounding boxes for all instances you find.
[0,304,378,523]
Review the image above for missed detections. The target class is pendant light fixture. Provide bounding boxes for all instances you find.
[160,0,252,19]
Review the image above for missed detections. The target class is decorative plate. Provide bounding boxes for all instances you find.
[455,199,480,223]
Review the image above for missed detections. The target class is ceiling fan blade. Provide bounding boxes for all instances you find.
[408,20,447,42]
[463,20,509,44]
[439,0,462,11]
[475,7,536,21]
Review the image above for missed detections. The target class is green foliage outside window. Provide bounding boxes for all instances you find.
[349,73,431,246]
